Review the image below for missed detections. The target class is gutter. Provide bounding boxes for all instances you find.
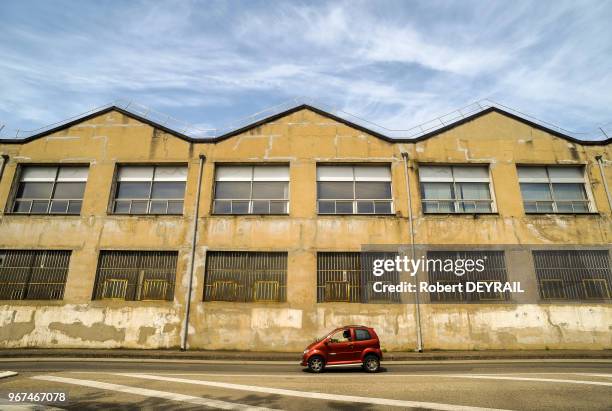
[0,155,8,184]
[401,152,423,352]
[595,156,612,213]
[181,154,206,351]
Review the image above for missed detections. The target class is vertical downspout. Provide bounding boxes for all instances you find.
[0,155,8,185]
[401,152,423,352]
[595,156,612,213]
[181,154,206,351]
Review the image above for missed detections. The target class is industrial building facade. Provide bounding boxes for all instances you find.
[0,104,610,351]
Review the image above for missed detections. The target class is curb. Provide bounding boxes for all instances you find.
[0,350,611,362]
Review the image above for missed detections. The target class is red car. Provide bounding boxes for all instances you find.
[301,325,382,373]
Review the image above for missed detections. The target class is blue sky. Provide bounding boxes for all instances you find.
[0,0,611,139]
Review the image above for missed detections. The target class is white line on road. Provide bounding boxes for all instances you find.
[437,375,612,387]
[0,371,18,379]
[31,375,279,411]
[575,373,612,379]
[119,373,513,411]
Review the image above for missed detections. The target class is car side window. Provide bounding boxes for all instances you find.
[355,329,371,341]
[329,329,351,343]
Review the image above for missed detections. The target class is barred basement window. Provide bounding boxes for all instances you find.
[92,251,177,301]
[112,165,187,215]
[533,250,612,301]
[204,251,287,302]
[426,251,509,302]
[419,165,494,213]
[317,252,401,303]
[213,165,289,215]
[517,166,593,213]
[317,165,393,214]
[0,250,71,300]
[11,165,88,214]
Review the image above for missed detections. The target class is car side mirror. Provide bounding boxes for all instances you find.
[324,339,330,345]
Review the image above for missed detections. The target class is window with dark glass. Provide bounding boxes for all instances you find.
[517,166,592,213]
[0,250,71,300]
[317,165,393,214]
[203,251,287,302]
[112,165,187,214]
[11,165,88,214]
[317,252,400,303]
[355,329,371,340]
[213,165,289,214]
[92,251,177,301]
[419,165,494,213]
[533,250,611,300]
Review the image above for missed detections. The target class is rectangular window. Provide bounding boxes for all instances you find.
[203,251,287,302]
[419,165,494,213]
[533,250,611,301]
[0,250,71,300]
[317,165,393,214]
[112,165,187,215]
[213,165,289,214]
[92,251,177,301]
[11,165,88,214]
[518,166,592,213]
[317,252,400,303]
[426,250,509,302]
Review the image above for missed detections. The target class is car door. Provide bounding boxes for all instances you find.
[352,328,373,360]
[326,329,353,363]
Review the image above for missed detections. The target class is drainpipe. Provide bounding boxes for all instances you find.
[181,154,206,351]
[0,155,8,185]
[595,156,612,213]
[401,152,423,352]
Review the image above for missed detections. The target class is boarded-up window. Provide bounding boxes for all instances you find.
[533,250,611,301]
[0,250,70,300]
[426,250,509,302]
[92,251,177,301]
[203,252,287,302]
[317,252,401,303]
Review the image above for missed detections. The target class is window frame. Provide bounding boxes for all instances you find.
[417,163,497,214]
[316,164,394,215]
[109,163,188,216]
[0,249,71,300]
[517,165,596,214]
[92,250,178,302]
[8,163,89,215]
[212,163,290,215]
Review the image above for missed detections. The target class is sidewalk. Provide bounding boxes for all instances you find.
[0,348,610,361]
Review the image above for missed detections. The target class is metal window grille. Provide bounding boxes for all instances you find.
[204,251,287,302]
[317,252,401,303]
[427,251,509,302]
[92,251,177,301]
[0,250,71,300]
[533,250,612,301]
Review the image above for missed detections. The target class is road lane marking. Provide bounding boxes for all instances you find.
[31,375,279,411]
[438,375,612,387]
[0,371,18,379]
[575,373,612,379]
[119,373,513,411]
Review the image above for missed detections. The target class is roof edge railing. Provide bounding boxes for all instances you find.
[0,97,609,141]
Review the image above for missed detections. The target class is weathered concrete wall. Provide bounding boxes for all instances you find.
[0,108,610,350]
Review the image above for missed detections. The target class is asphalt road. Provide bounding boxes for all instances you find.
[0,359,610,410]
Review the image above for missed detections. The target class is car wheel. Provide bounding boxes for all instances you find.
[363,354,380,373]
[308,356,325,373]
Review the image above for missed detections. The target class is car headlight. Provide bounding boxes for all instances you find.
[303,349,308,354]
